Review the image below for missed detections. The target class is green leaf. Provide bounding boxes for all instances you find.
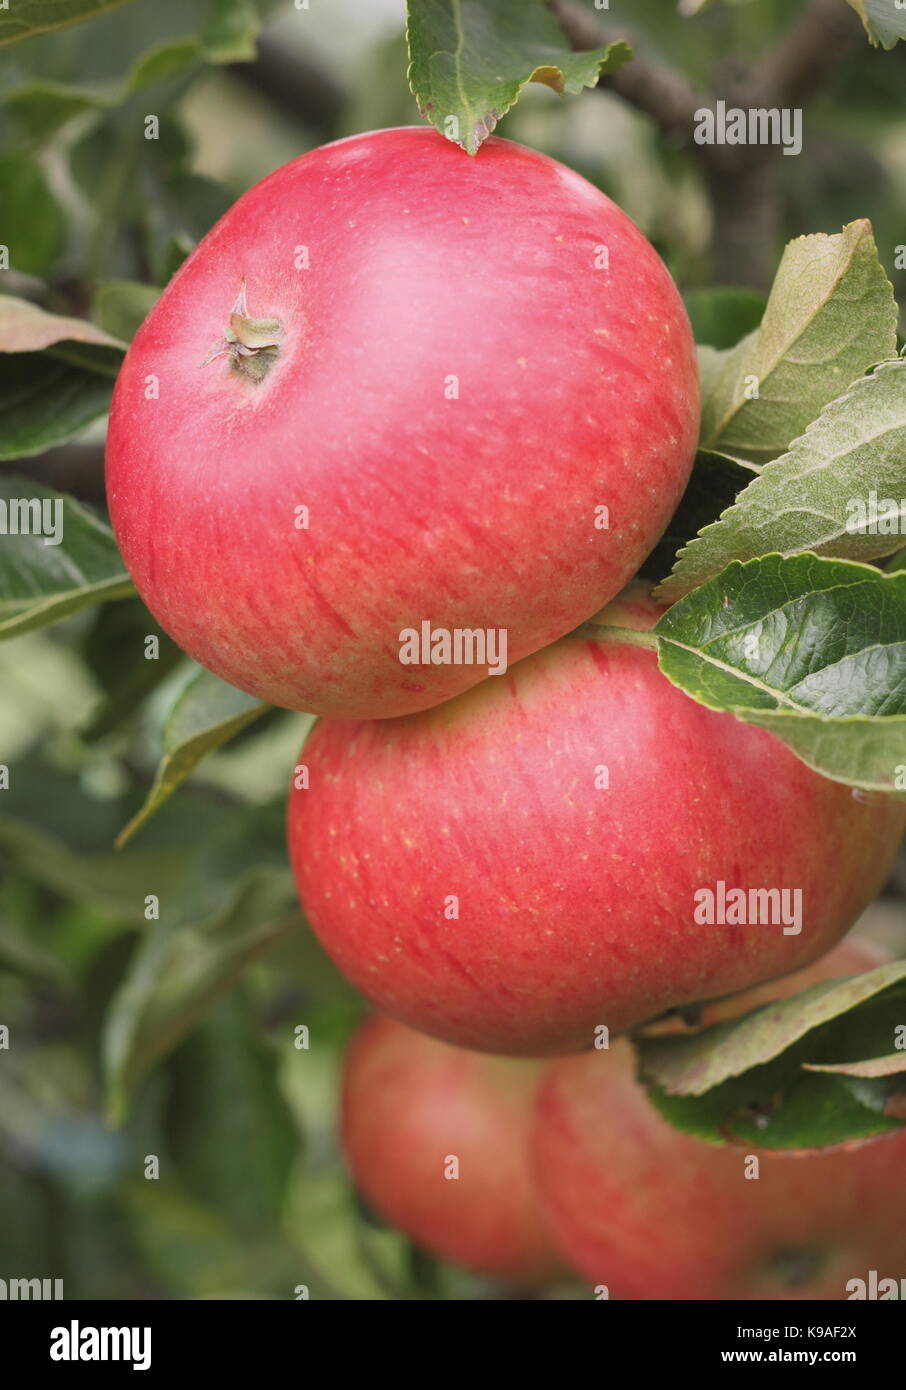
[0,295,124,353]
[0,355,115,458]
[0,815,189,921]
[2,39,198,141]
[123,1180,259,1297]
[699,221,898,466]
[636,964,906,1149]
[846,0,906,49]
[0,915,71,984]
[116,669,269,848]
[659,359,906,601]
[0,0,132,49]
[3,23,255,143]
[0,297,124,459]
[200,0,259,62]
[165,994,296,1233]
[92,281,159,342]
[683,285,767,349]
[0,154,63,276]
[0,476,134,637]
[406,0,631,155]
[102,866,297,1122]
[654,553,906,796]
[81,599,183,741]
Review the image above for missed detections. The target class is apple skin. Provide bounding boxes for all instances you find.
[534,939,906,1300]
[340,1014,559,1281]
[105,126,698,719]
[288,589,906,1056]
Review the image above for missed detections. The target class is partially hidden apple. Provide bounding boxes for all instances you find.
[288,588,906,1055]
[534,937,906,1299]
[105,126,698,719]
[340,1014,558,1281]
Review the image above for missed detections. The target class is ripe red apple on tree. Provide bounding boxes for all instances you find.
[288,589,906,1056]
[105,126,698,719]
[340,1014,558,1281]
[534,938,906,1300]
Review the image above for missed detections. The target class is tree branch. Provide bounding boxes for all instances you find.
[760,0,864,104]
[547,0,704,146]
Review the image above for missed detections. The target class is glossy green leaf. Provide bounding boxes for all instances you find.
[0,477,133,637]
[655,553,906,795]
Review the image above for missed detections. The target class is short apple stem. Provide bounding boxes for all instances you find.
[575,622,659,652]
[201,279,283,383]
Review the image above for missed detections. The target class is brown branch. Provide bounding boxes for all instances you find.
[547,0,704,146]
[760,0,864,104]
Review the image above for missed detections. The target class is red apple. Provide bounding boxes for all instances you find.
[288,589,905,1055]
[535,940,906,1299]
[340,1014,558,1281]
[105,126,698,719]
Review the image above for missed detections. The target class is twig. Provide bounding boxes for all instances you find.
[547,0,704,146]
[760,0,864,104]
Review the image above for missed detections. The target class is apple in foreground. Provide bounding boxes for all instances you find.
[288,589,906,1055]
[340,1014,558,1280]
[534,938,906,1300]
[105,126,698,719]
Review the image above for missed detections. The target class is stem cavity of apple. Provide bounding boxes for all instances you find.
[202,279,283,383]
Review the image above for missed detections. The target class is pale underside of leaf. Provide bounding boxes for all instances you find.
[638,962,906,1096]
[0,295,125,352]
[699,221,898,466]
[659,358,906,602]
[803,1053,906,1077]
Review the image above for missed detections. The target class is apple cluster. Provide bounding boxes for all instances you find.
[106,127,906,1299]
[342,940,906,1299]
